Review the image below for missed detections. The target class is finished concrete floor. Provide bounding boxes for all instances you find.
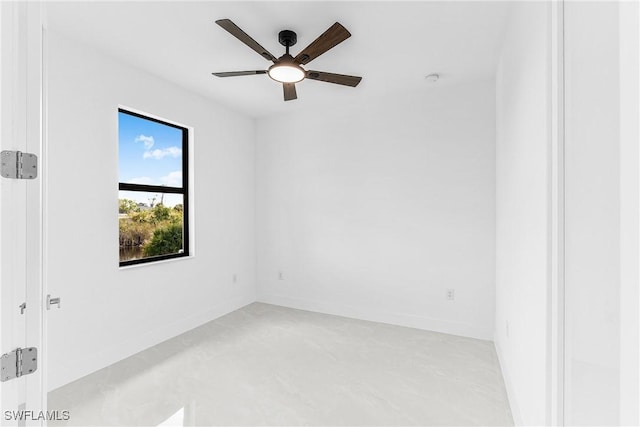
[48,303,513,426]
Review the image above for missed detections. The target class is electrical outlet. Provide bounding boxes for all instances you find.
[278,271,284,280]
[446,289,455,300]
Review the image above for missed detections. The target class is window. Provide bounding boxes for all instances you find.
[118,108,189,266]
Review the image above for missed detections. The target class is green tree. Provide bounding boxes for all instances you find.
[129,210,153,223]
[119,199,140,214]
[143,223,183,257]
[151,204,171,223]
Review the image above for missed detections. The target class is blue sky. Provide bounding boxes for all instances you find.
[118,111,184,207]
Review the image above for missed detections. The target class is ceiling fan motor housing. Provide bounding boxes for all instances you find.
[278,30,297,47]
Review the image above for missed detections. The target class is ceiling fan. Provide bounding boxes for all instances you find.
[212,19,362,101]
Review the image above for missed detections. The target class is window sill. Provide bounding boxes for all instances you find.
[119,253,195,270]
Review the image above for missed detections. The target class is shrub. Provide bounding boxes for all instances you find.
[143,223,183,257]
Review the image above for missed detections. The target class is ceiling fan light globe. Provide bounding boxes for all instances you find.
[268,64,305,83]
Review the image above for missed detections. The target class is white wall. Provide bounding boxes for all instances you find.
[46,31,256,390]
[494,2,550,425]
[255,81,496,340]
[618,2,640,424]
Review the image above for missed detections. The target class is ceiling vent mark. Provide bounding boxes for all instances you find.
[425,73,440,83]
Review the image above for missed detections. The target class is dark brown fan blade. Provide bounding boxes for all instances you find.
[294,22,351,65]
[215,19,277,62]
[306,71,362,87]
[212,70,267,77]
[283,83,297,101]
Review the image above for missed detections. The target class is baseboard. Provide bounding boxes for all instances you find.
[49,294,256,391]
[494,338,523,425]
[258,293,493,341]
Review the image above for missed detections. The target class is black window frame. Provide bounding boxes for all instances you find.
[118,108,190,267]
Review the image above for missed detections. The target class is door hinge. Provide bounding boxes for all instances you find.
[1,150,38,180]
[1,347,37,382]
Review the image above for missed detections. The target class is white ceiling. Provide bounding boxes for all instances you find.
[45,1,510,118]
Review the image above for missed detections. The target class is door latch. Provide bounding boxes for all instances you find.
[19,302,26,315]
[46,294,61,310]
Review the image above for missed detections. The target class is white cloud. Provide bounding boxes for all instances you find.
[143,146,182,160]
[127,176,155,185]
[135,134,155,150]
[159,171,182,187]
[126,171,182,187]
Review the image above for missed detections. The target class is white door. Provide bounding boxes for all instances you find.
[0,2,45,426]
